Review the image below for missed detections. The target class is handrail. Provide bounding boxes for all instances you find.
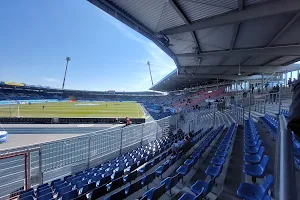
[275,115,297,200]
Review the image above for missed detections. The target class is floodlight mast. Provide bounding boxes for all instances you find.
[62,57,71,90]
[147,61,154,86]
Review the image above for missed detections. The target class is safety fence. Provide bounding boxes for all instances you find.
[0,109,210,200]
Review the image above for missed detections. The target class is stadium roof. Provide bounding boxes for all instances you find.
[88,0,300,91]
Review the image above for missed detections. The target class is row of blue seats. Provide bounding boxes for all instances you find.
[237,118,273,200]
[97,128,210,200]
[260,114,277,138]
[261,112,300,170]
[139,126,220,200]
[18,132,183,200]
[179,123,237,200]
[281,109,289,120]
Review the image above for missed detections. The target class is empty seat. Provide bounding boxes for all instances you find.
[125,179,142,197]
[160,174,180,195]
[210,157,225,166]
[123,170,137,183]
[62,190,78,200]
[244,146,265,164]
[243,155,269,178]
[191,178,215,196]
[142,183,166,200]
[81,182,96,195]
[104,188,126,200]
[178,190,204,200]
[155,162,169,179]
[237,175,273,200]
[141,172,155,189]
[90,184,107,200]
[107,177,123,191]
[37,192,53,200]
[205,165,222,178]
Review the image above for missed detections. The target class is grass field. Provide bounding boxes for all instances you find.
[0,102,145,118]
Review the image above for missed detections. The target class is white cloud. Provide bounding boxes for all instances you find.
[43,77,60,83]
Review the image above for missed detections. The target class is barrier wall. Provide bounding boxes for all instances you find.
[0,117,145,124]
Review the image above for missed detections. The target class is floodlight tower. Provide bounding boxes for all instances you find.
[62,56,71,90]
[147,61,154,86]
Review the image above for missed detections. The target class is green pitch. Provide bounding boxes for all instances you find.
[0,101,144,118]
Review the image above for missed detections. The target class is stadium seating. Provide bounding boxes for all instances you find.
[16,126,217,200]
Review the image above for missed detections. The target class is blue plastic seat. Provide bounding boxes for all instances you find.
[243,155,269,178]
[184,158,195,166]
[138,162,152,174]
[57,185,72,198]
[20,195,34,200]
[125,179,142,197]
[178,189,204,200]
[141,172,155,189]
[237,175,273,200]
[123,170,137,183]
[211,157,225,166]
[19,189,34,199]
[215,150,227,157]
[245,138,259,147]
[37,187,52,197]
[142,183,166,200]
[176,160,193,178]
[160,174,180,194]
[62,190,78,200]
[205,165,222,178]
[37,192,53,200]
[81,182,96,195]
[244,140,262,154]
[105,188,126,200]
[107,177,123,191]
[191,178,215,196]
[244,146,265,164]
[155,162,169,179]
[90,184,107,199]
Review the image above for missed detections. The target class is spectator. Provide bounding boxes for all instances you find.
[288,78,292,87]
[288,77,300,140]
[292,78,297,87]
[125,117,131,126]
[251,86,254,94]
[208,101,211,109]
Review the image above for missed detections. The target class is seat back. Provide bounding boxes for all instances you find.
[62,190,78,200]
[81,182,96,194]
[205,178,215,195]
[127,170,137,182]
[110,177,124,191]
[152,183,166,200]
[113,170,123,180]
[260,155,269,169]
[170,174,180,188]
[20,195,34,200]
[194,187,204,200]
[258,146,265,157]
[107,188,126,200]
[37,192,53,200]
[142,172,155,187]
[58,185,72,197]
[262,175,274,191]
[90,185,107,200]
[126,179,142,196]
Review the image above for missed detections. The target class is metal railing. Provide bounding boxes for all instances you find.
[275,115,297,200]
[0,109,209,199]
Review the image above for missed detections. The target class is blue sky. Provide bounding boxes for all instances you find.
[0,0,176,91]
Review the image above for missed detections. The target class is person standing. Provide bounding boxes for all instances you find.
[288,77,300,140]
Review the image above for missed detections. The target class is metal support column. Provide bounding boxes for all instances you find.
[248,92,251,119]
[213,104,216,128]
[278,84,282,115]
[262,73,264,93]
[275,115,297,200]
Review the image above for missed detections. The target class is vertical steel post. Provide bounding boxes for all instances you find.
[38,149,43,184]
[27,151,31,188]
[119,129,123,155]
[248,92,251,119]
[278,84,282,115]
[264,94,266,113]
[213,104,216,128]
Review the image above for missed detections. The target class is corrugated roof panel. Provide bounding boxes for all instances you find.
[245,56,275,66]
[175,0,237,22]
[156,2,186,31]
[234,14,293,48]
[169,32,195,54]
[273,17,300,46]
[199,56,223,65]
[267,56,299,65]
[222,56,250,65]
[110,0,167,32]
[195,24,235,51]
[178,56,198,66]
[244,0,270,6]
